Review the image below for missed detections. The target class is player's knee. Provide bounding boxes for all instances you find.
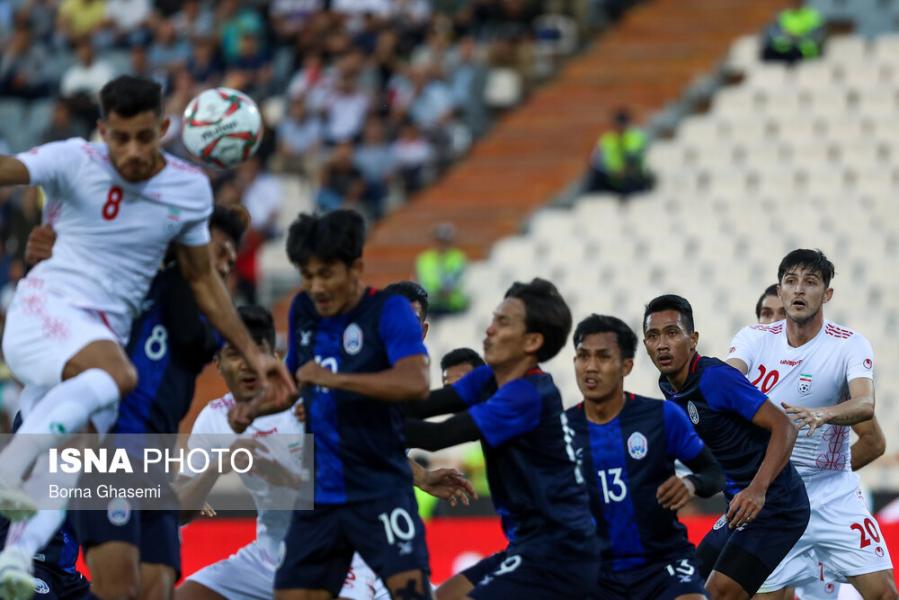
[704,578,742,600]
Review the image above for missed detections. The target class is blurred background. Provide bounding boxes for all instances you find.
[1,0,898,584]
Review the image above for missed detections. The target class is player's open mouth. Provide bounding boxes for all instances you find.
[583,377,599,389]
[657,355,673,366]
[791,300,806,309]
[240,375,258,389]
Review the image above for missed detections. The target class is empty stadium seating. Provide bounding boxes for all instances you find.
[422,32,899,487]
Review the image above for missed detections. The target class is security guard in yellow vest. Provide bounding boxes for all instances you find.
[588,109,652,196]
[415,223,469,315]
[762,0,825,64]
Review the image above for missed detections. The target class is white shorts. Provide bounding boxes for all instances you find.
[186,541,277,600]
[2,280,123,387]
[338,553,390,600]
[759,470,893,593]
[186,544,389,600]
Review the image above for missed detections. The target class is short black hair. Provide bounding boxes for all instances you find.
[210,205,248,247]
[237,304,275,350]
[384,281,429,320]
[755,284,779,320]
[643,294,695,333]
[504,278,572,363]
[573,314,638,359]
[99,75,163,119]
[777,249,835,287]
[440,348,485,372]
[286,209,365,268]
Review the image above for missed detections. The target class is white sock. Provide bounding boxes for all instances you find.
[3,509,66,560]
[0,369,120,482]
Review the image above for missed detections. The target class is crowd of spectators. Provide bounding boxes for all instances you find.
[0,0,604,304]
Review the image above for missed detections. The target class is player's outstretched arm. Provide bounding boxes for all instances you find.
[727,400,797,529]
[782,377,875,436]
[401,386,469,419]
[176,243,296,415]
[409,459,477,507]
[0,156,30,186]
[295,354,429,402]
[725,357,749,375]
[851,415,886,471]
[404,414,480,451]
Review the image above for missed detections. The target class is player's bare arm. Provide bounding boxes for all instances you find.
[24,224,56,266]
[727,400,796,529]
[782,377,875,436]
[295,354,430,402]
[0,155,30,186]
[850,416,886,470]
[176,242,296,399]
[409,460,477,507]
[726,357,749,375]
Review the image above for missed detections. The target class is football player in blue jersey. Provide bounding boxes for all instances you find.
[564,314,724,600]
[2,205,246,600]
[642,294,809,600]
[403,278,599,600]
[232,209,433,600]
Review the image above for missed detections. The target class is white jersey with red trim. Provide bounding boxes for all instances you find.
[188,394,306,566]
[727,319,875,477]
[15,137,212,338]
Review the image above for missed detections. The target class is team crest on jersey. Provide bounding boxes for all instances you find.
[864,358,873,370]
[107,498,131,526]
[343,323,364,355]
[33,578,50,595]
[798,373,813,395]
[687,401,700,425]
[627,432,648,460]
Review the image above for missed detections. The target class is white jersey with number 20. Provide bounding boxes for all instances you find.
[727,319,875,477]
[16,137,213,338]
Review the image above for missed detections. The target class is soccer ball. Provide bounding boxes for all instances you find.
[182,87,263,169]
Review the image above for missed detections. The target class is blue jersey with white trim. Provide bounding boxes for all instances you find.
[286,288,428,504]
[452,365,598,560]
[566,393,703,572]
[658,355,799,497]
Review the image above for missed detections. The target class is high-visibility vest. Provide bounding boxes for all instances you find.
[598,128,647,176]
[774,8,823,57]
[415,248,469,312]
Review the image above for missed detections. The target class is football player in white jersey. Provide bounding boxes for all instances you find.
[0,76,294,597]
[727,250,896,600]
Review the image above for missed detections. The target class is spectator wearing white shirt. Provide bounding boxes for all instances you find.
[391,120,434,194]
[274,97,324,178]
[234,156,283,303]
[323,71,370,144]
[60,37,116,98]
[354,118,395,218]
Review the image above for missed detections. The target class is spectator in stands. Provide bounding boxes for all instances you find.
[235,156,282,303]
[148,19,192,71]
[391,120,434,195]
[587,108,653,197]
[60,37,116,99]
[57,0,107,41]
[415,222,469,316]
[449,36,489,137]
[186,36,224,85]
[315,142,367,214]
[354,118,394,218]
[322,70,370,144]
[171,0,216,40]
[41,100,89,143]
[269,0,323,40]
[103,0,153,47]
[274,96,323,177]
[286,52,327,100]
[218,0,266,66]
[762,0,825,64]
[0,24,53,99]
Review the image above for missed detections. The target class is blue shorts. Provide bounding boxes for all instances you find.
[69,508,181,578]
[696,469,810,596]
[593,553,705,600]
[31,563,91,600]
[462,550,598,600]
[274,490,430,594]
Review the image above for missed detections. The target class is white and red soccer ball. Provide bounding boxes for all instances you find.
[182,87,263,169]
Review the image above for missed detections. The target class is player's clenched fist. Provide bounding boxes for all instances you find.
[295,360,337,389]
[726,483,765,529]
[656,475,696,511]
[25,224,56,266]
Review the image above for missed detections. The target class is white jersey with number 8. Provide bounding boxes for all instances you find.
[15,137,213,339]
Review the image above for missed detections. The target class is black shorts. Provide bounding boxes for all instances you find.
[696,473,810,596]
[274,490,430,594]
[69,507,181,578]
[593,553,705,600]
[462,550,598,600]
[31,562,91,600]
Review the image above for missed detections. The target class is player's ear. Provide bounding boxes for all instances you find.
[97,119,107,140]
[421,320,429,340]
[523,332,544,357]
[622,358,634,377]
[350,258,364,278]
[689,330,699,351]
[823,287,833,304]
[159,116,171,138]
